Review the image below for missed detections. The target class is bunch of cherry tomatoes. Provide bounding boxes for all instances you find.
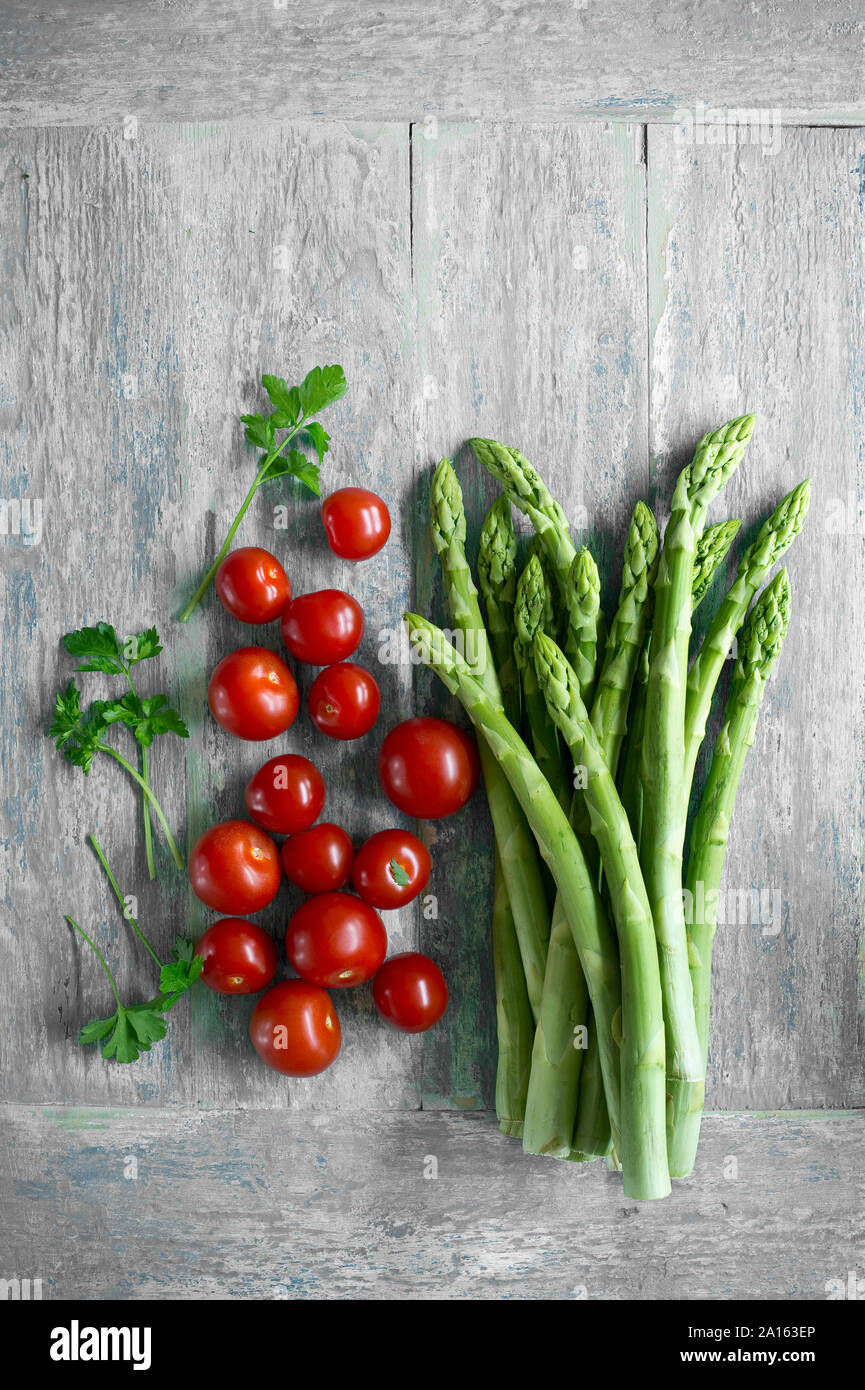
[186,487,481,1079]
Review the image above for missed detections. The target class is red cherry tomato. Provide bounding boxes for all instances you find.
[208,646,299,741]
[378,717,480,818]
[281,822,355,893]
[372,952,449,1033]
[215,547,291,625]
[352,829,431,909]
[286,892,387,989]
[308,662,380,740]
[321,487,391,560]
[189,820,281,915]
[197,918,278,995]
[281,589,364,666]
[250,980,341,1076]
[244,753,325,835]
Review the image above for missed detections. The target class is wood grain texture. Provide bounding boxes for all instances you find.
[1,111,863,1309]
[0,123,422,1109]
[2,1104,862,1300]
[411,120,648,1108]
[3,121,863,1115]
[1,2,864,128]
[647,126,865,1110]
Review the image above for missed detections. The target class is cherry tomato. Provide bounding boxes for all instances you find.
[378,716,480,818]
[250,980,341,1076]
[245,753,325,835]
[308,662,380,740]
[197,918,278,995]
[189,820,281,915]
[352,829,431,909]
[208,646,299,741]
[215,547,291,625]
[281,589,364,666]
[281,822,355,893]
[321,487,391,560]
[286,892,387,989]
[372,952,449,1033]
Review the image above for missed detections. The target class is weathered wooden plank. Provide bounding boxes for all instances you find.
[0,123,421,1108]
[1,2,864,128]
[647,126,865,1111]
[2,1104,862,1300]
[2,113,862,1174]
[411,121,649,1108]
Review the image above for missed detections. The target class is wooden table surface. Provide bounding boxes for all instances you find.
[1,2,863,1301]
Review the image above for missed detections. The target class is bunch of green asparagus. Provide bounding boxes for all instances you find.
[410,419,809,1200]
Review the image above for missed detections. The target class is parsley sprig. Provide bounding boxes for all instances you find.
[49,622,188,876]
[66,835,202,1064]
[178,363,348,622]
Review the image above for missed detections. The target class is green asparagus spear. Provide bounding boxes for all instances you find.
[514,554,571,812]
[640,414,754,1169]
[686,416,755,524]
[618,515,730,851]
[691,519,742,610]
[430,459,551,1020]
[404,611,624,1161]
[470,438,576,597]
[672,569,792,1174]
[570,501,659,1159]
[477,495,535,1133]
[522,895,590,1157]
[478,496,521,729]
[590,501,660,775]
[516,546,596,1157]
[470,438,610,686]
[569,1013,613,1159]
[618,634,650,851]
[567,548,603,704]
[491,842,534,1137]
[516,556,601,1158]
[534,631,669,1200]
[527,535,560,638]
[684,480,810,796]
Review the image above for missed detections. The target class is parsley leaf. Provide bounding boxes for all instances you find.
[91,692,188,747]
[261,375,301,427]
[80,1000,169,1063]
[124,627,163,664]
[92,692,139,727]
[158,937,203,1007]
[142,702,189,742]
[263,447,322,496]
[63,622,165,674]
[240,412,270,449]
[78,1014,117,1044]
[48,680,83,745]
[48,685,108,775]
[68,913,177,1065]
[297,421,331,466]
[389,858,411,887]
[63,622,124,674]
[49,624,187,876]
[67,878,203,1066]
[298,364,348,418]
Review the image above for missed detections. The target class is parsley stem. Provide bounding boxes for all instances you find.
[177,421,305,623]
[138,744,156,879]
[123,669,156,881]
[89,834,164,968]
[97,744,185,871]
[65,915,122,1006]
